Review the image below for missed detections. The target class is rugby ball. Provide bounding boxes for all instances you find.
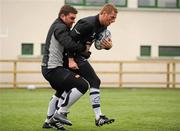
[94,29,111,50]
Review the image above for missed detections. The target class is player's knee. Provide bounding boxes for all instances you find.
[55,91,62,98]
[90,77,101,88]
[96,77,101,86]
[77,79,89,94]
[81,80,89,94]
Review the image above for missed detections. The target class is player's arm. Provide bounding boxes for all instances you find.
[54,25,85,70]
[80,44,92,59]
[70,20,94,44]
[54,25,86,54]
[70,21,93,59]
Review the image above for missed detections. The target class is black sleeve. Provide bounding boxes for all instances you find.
[54,26,86,55]
[70,20,93,43]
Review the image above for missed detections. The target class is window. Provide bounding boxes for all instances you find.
[41,43,45,55]
[65,0,127,7]
[107,0,127,7]
[158,0,177,8]
[159,46,180,57]
[138,0,156,7]
[138,0,180,8]
[65,0,84,6]
[86,0,105,6]
[21,43,33,55]
[140,46,151,56]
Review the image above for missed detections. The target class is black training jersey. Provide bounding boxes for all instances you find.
[70,15,107,45]
[42,18,85,69]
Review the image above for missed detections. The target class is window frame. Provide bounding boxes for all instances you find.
[65,0,128,7]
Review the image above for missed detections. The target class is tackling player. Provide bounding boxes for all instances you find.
[41,5,89,130]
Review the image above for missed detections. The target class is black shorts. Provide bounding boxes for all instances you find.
[75,56,101,88]
[42,66,89,94]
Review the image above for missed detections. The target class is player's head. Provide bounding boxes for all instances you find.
[59,5,78,28]
[99,3,118,26]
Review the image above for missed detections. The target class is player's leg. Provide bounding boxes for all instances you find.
[77,60,102,119]
[42,67,71,129]
[42,94,59,129]
[76,58,115,126]
[48,68,89,126]
[42,91,67,130]
[53,91,68,130]
[57,91,68,110]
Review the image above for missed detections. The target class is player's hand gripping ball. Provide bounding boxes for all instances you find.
[94,29,111,50]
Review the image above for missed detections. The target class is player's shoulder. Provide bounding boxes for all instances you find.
[53,18,68,31]
[75,18,94,31]
[82,15,96,21]
[79,15,96,26]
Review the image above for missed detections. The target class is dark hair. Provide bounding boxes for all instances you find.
[58,5,78,17]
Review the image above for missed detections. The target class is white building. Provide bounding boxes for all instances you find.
[0,0,180,88]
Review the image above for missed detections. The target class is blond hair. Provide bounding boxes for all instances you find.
[100,3,118,14]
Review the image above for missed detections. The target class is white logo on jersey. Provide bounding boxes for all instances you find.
[74,28,80,34]
[91,32,96,38]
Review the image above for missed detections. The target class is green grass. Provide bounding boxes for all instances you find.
[0,88,180,131]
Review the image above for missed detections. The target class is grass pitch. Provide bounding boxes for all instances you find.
[0,88,180,131]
